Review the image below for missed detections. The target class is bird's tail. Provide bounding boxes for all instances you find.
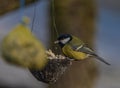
[93,54,111,65]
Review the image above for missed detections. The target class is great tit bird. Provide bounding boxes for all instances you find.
[54,34,110,65]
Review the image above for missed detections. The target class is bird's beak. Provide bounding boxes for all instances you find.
[54,40,59,44]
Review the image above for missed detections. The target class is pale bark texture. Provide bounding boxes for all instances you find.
[50,0,98,88]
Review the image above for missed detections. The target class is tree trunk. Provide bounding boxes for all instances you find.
[50,0,98,88]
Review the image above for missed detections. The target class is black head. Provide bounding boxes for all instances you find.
[54,34,72,47]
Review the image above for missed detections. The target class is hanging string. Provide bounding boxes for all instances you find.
[51,0,62,52]
[31,0,37,32]
[52,0,59,37]
[20,0,25,21]
[19,0,58,35]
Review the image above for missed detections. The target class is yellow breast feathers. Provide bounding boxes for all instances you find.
[62,44,88,60]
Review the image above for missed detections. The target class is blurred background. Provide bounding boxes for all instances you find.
[0,0,120,88]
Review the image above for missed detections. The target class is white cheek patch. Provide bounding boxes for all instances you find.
[60,37,70,44]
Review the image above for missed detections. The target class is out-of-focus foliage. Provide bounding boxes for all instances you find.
[1,17,48,70]
[0,0,38,15]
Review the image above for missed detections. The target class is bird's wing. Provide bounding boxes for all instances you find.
[71,44,110,65]
[71,44,94,54]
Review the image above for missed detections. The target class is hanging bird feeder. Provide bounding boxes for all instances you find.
[1,17,48,70]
